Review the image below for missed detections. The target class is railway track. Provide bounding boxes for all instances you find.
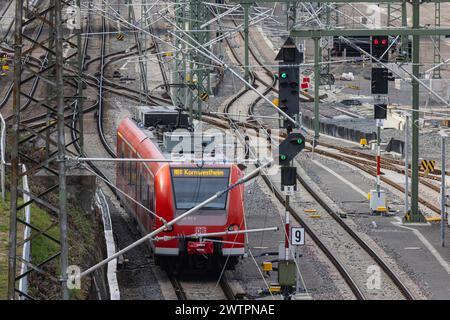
[208,14,416,300]
[168,273,236,300]
[220,23,368,300]
[0,16,46,111]
[201,16,444,216]
[79,2,238,301]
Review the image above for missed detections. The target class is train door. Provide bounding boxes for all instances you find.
[131,154,138,214]
[140,171,148,231]
[137,167,141,227]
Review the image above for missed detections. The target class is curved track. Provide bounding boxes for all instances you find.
[210,14,415,300]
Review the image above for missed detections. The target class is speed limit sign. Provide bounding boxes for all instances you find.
[291,227,305,246]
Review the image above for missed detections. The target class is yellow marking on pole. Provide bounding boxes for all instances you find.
[199,92,209,102]
[304,209,317,213]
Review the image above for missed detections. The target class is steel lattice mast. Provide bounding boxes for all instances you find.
[8,0,83,299]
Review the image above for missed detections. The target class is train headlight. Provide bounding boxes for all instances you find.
[228,224,239,232]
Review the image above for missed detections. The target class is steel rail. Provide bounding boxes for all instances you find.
[295,171,415,300]
[219,14,367,301]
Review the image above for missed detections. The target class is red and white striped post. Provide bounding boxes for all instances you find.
[376,119,382,193]
[285,200,290,260]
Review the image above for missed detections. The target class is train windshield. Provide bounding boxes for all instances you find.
[171,168,230,210]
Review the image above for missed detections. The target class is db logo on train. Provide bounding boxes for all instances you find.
[195,227,207,235]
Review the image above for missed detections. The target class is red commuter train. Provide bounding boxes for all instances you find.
[116,106,246,270]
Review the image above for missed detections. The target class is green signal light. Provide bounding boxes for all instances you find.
[280,72,287,79]
[280,154,287,161]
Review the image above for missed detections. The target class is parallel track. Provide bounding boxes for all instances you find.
[216,14,415,300]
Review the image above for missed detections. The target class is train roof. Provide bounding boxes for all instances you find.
[130,106,233,165]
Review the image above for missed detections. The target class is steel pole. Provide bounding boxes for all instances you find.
[0,115,5,203]
[77,0,83,153]
[285,195,290,260]
[8,0,23,300]
[404,114,410,214]
[243,2,250,83]
[410,0,423,221]
[401,0,408,58]
[376,124,381,193]
[55,0,69,299]
[313,37,320,141]
[441,134,446,247]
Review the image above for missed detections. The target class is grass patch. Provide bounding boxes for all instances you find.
[0,189,96,300]
[0,197,10,300]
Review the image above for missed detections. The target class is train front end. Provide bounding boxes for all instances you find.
[153,163,246,271]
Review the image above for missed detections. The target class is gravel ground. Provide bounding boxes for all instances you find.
[228,178,348,300]
[295,152,431,299]
[242,6,446,300]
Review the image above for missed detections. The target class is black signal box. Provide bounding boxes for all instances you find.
[371,36,389,63]
[278,132,306,165]
[281,166,297,189]
[371,67,389,95]
[374,104,387,120]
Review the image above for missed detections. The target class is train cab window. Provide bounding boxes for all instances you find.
[171,168,230,211]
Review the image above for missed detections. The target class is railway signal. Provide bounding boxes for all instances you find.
[371,67,389,95]
[277,130,306,299]
[275,37,302,128]
[278,132,305,166]
[369,36,389,214]
[371,35,389,63]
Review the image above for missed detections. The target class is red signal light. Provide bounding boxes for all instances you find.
[381,39,387,45]
[373,39,379,45]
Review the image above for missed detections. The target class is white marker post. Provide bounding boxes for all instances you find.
[290,227,305,295]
